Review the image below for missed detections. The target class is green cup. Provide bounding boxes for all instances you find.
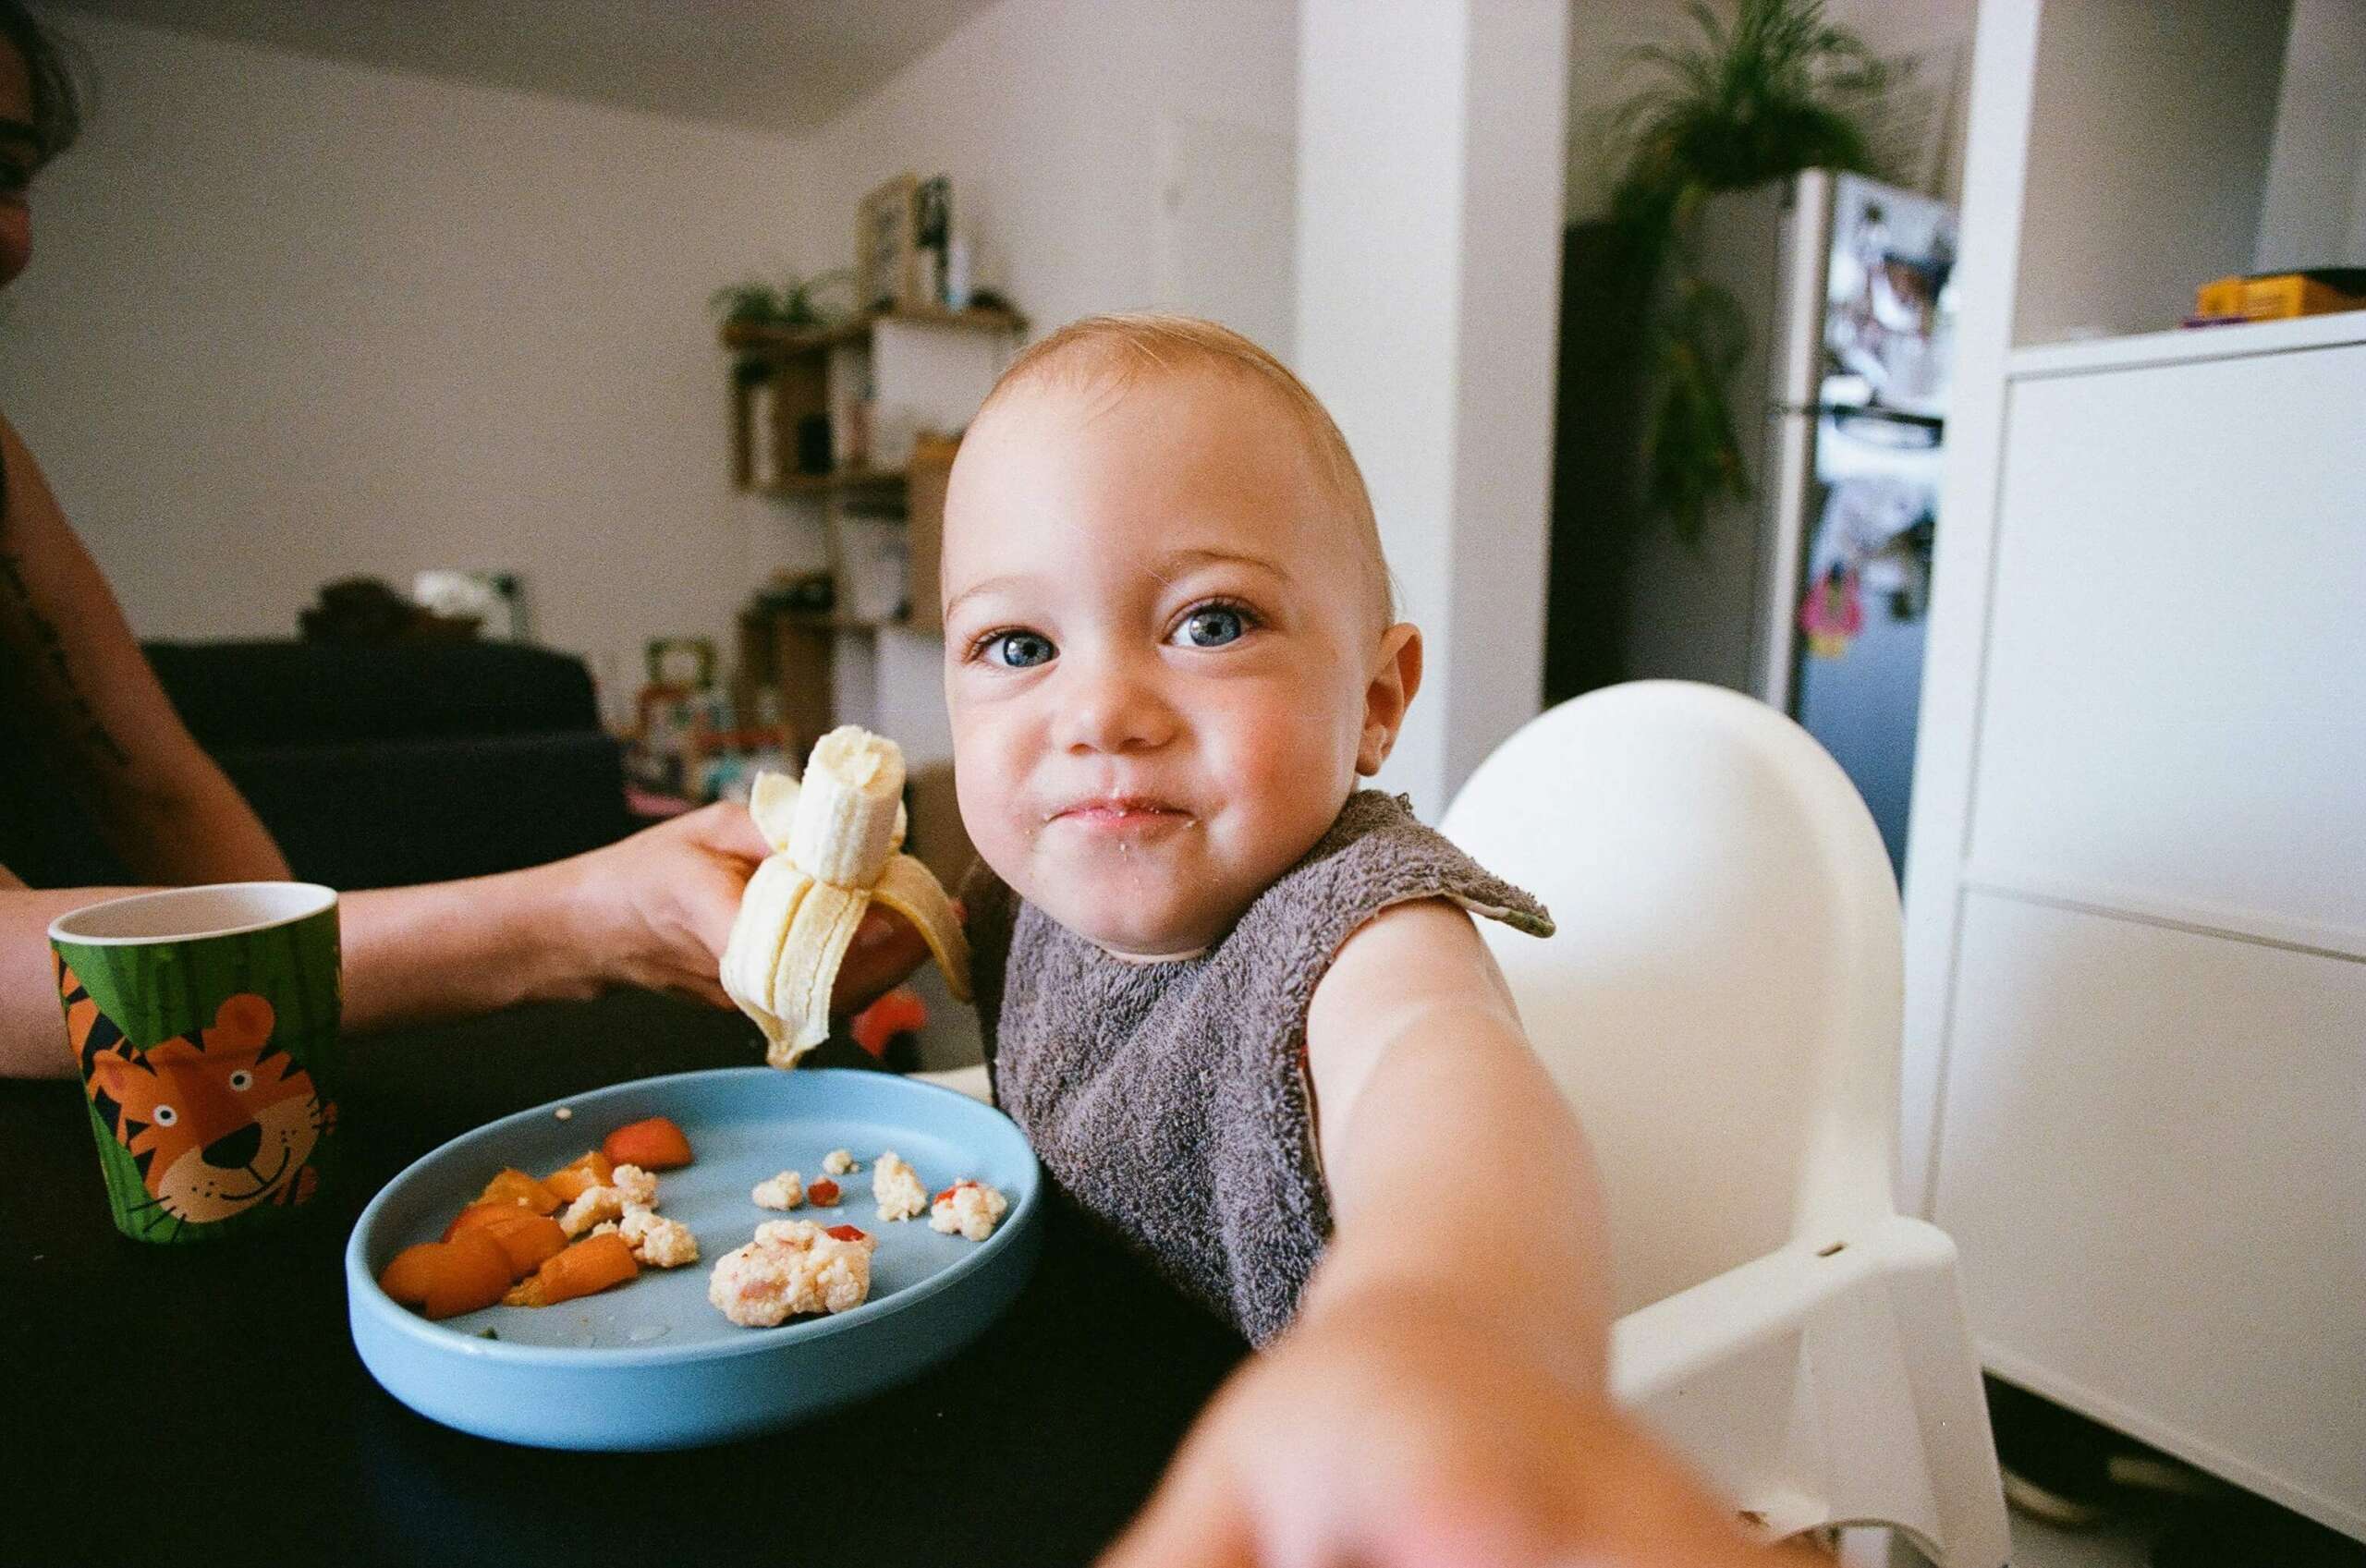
[49,883,343,1244]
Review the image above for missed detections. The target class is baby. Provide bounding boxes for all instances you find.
[935,315,1791,1565]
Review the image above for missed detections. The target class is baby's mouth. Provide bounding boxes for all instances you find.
[1049,796,1195,832]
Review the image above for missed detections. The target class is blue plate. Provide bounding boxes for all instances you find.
[347,1066,1041,1451]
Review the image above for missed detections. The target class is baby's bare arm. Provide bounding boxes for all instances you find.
[1102,898,1803,1565]
[1299,895,1611,1387]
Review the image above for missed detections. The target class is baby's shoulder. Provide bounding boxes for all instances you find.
[1241,791,1554,944]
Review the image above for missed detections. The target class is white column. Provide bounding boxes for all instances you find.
[1294,0,1570,817]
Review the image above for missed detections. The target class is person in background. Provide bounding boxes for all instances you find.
[0,4,917,1075]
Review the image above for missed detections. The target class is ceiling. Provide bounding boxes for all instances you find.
[51,0,1001,137]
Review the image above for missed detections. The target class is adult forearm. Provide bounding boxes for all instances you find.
[2,868,593,1076]
[1,883,146,1077]
[339,861,601,1034]
[1299,1017,1614,1392]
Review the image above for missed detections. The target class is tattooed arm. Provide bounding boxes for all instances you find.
[0,413,288,885]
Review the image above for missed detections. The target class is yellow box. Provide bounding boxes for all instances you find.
[2195,273,2365,321]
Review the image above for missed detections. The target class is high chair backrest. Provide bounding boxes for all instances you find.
[1439,681,1903,1316]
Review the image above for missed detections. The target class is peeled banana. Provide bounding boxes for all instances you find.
[721,726,970,1067]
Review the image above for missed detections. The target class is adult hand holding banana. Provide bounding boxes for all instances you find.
[720,727,970,1066]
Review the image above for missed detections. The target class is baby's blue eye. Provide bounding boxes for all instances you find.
[988,631,1056,669]
[1177,606,1248,649]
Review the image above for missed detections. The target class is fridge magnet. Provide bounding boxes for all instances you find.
[1799,565,1864,659]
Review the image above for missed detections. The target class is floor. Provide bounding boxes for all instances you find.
[1868,1494,2366,1568]
[2000,1510,2153,1568]
[1851,1508,2150,1568]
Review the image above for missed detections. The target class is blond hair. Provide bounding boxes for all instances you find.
[978,312,1396,629]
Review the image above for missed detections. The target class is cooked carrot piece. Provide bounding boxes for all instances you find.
[503,1231,639,1308]
[542,1150,615,1204]
[600,1116,692,1171]
[443,1201,515,1244]
[421,1231,513,1320]
[475,1167,560,1214]
[379,1242,443,1305]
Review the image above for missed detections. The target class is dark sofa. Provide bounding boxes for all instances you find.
[3,640,634,891]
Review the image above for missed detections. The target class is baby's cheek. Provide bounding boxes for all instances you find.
[1218,721,1352,862]
[950,730,1031,877]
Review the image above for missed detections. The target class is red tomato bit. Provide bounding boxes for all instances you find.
[823,1224,867,1243]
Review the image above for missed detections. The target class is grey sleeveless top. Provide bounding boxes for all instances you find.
[962,789,1553,1344]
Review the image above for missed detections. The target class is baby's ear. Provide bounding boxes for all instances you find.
[1357,624,1423,775]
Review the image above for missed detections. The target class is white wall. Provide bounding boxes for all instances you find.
[1299,0,1570,816]
[803,0,1298,348]
[2015,0,2293,344]
[2,10,819,669]
[2256,0,2366,271]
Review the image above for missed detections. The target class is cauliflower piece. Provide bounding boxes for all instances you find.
[872,1149,928,1222]
[619,1207,700,1268]
[708,1220,874,1327]
[559,1184,624,1238]
[929,1179,1010,1242]
[609,1162,660,1209]
[750,1171,804,1210]
[822,1149,860,1175]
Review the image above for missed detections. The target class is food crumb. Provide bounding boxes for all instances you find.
[554,1107,574,1122]
[619,1208,700,1268]
[873,1150,928,1222]
[610,1162,660,1209]
[822,1149,859,1175]
[929,1179,1009,1242]
[708,1220,875,1326]
[560,1184,625,1237]
[751,1171,804,1210]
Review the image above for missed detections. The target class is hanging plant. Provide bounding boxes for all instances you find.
[1606,0,1896,546]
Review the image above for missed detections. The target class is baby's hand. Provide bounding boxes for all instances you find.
[1100,1291,1820,1568]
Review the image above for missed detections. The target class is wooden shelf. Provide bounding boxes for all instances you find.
[763,466,911,496]
[721,305,1029,358]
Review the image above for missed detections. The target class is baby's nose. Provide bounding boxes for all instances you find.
[1056,665,1177,755]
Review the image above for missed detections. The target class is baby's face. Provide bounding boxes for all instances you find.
[943,370,1395,957]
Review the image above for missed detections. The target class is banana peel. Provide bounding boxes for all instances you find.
[722,726,969,1067]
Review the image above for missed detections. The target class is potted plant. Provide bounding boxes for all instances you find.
[712,268,856,349]
[1606,0,1896,545]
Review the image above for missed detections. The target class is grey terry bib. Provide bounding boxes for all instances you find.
[962,789,1553,1345]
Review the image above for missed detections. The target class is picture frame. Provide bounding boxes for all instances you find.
[857,173,921,312]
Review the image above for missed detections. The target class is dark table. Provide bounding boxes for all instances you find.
[3,992,1248,1566]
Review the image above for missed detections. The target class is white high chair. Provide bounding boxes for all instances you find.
[1439,681,2011,1565]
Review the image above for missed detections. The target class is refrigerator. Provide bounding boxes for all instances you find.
[1619,169,1958,879]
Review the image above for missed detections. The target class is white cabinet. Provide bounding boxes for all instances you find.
[1970,341,2366,948]
[1909,315,2366,1542]
[1901,5,2366,1540]
[1934,892,2366,1526]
